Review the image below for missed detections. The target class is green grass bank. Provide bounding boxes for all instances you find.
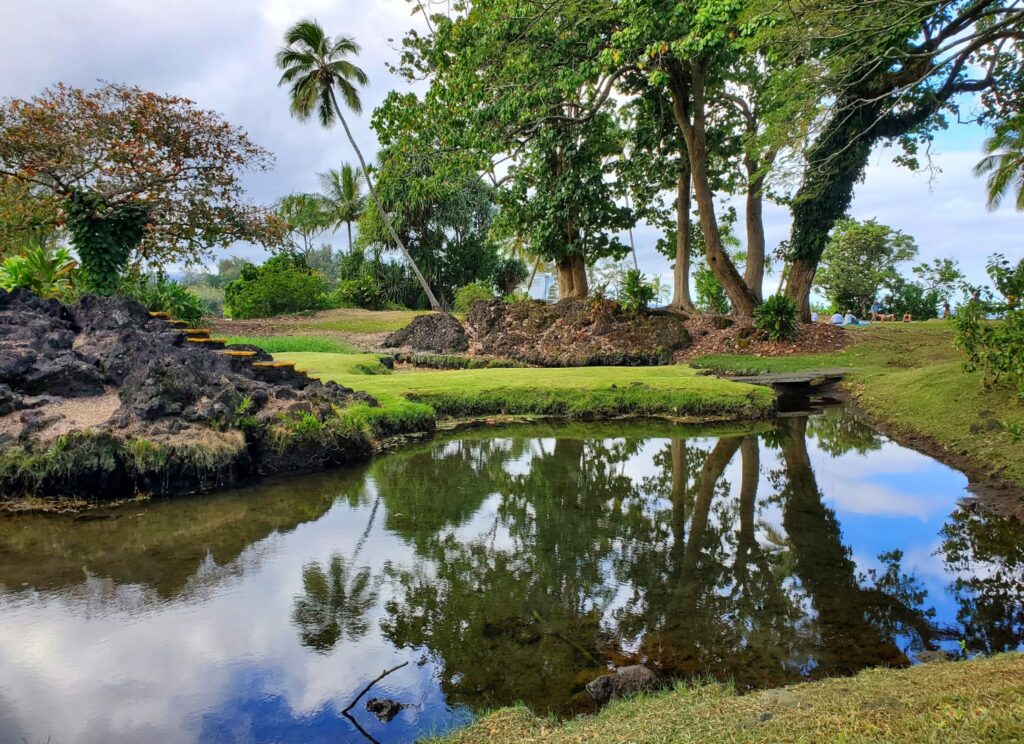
[273,353,775,421]
[692,322,1024,489]
[435,654,1024,744]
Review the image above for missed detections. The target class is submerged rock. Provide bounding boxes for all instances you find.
[585,664,660,704]
[382,312,469,353]
[365,697,411,722]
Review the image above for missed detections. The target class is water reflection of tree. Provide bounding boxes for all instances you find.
[941,508,1024,654]
[777,417,940,675]
[805,407,884,456]
[376,420,948,716]
[293,554,381,652]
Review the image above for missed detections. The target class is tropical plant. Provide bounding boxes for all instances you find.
[453,281,495,314]
[619,270,657,313]
[224,253,327,319]
[119,273,205,326]
[490,256,529,296]
[276,19,441,310]
[0,244,78,300]
[974,117,1024,212]
[754,294,799,341]
[275,193,331,255]
[319,163,366,251]
[695,264,730,315]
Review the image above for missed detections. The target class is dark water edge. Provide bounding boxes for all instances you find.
[0,408,1021,744]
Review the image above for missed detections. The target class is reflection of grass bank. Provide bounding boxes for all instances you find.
[438,653,1024,743]
[271,355,775,421]
[692,323,1024,489]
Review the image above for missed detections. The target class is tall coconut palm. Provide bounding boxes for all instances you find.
[975,119,1024,212]
[319,162,365,251]
[276,19,442,310]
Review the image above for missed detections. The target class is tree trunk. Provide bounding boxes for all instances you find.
[744,163,766,302]
[670,160,695,311]
[557,253,588,299]
[526,256,541,297]
[328,89,442,311]
[346,221,353,252]
[785,260,817,322]
[670,439,688,545]
[669,66,759,318]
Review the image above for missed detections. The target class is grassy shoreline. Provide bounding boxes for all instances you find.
[692,322,1024,493]
[434,654,1024,743]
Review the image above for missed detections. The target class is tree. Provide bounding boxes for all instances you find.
[275,192,331,255]
[0,83,282,292]
[0,177,62,258]
[752,0,1024,318]
[276,19,442,311]
[319,162,366,250]
[975,117,1024,212]
[815,218,918,316]
[392,0,634,299]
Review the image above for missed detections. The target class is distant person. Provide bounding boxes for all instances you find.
[831,311,844,325]
[903,312,913,322]
[844,310,857,325]
[811,311,819,323]
[943,302,952,319]
[870,301,883,321]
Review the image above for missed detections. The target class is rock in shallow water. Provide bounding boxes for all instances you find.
[365,697,411,722]
[585,664,660,704]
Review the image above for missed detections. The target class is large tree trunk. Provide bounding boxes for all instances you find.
[670,160,695,311]
[744,163,767,302]
[669,66,759,318]
[556,253,588,299]
[328,89,442,311]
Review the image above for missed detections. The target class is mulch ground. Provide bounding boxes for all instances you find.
[675,316,852,362]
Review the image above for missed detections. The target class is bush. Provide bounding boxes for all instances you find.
[0,244,78,301]
[330,276,378,309]
[490,257,529,296]
[224,254,327,319]
[619,269,656,312]
[884,277,940,320]
[119,273,205,326]
[754,294,799,341]
[189,283,225,317]
[695,264,730,314]
[453,281,495,313]
[955,255,1024,397]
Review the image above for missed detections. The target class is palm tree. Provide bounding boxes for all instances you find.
[319,162,365,251]
[974,118,1024,212]
[276,19,443,310]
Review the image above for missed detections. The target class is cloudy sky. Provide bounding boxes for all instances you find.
[2,0,1020,290]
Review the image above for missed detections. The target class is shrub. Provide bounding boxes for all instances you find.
[505,290,533,304]
[189,283,226,317]
[619,269,656,312]
[0,244,78,300]
[884,277,940,320]
[753,294,799,341]
[224,254,327,319]
[119,273,205,326]
[490,257,529,296]
[330,276,378,309]
[695,264,730,314]
[453,281,495,313]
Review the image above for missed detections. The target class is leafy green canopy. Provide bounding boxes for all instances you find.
[224,254,328,319]
[391,0,635,275]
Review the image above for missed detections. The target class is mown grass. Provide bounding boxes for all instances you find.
[272,354,775,420]
[281,351,393,377]
[225,335,359,354]
[435,653,1024,744]
[303,308,430,334]
[691,322,1024,487]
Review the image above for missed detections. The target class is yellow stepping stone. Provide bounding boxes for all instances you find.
[148,311,171,319]
[183,328,211,335]
[252,361,295,368]
[186,337,228,344]
[219,350,257,358]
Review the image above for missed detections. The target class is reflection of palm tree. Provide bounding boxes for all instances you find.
[293,554,380,653]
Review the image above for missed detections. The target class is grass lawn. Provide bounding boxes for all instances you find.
[692,322,1024,488]
[225,335,359,354]
[273,352,774,420]
[301,308,430,334]
[435,653,1024,744]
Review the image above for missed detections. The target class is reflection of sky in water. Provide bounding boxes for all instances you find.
[0,413,1015,744]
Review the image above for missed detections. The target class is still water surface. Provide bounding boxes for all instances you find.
[0,409,1022,743]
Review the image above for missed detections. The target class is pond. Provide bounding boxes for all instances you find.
[0,408,1022,743]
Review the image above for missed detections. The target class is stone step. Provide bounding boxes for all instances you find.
[186,337,227,350]
[148,311,171,319]
[218,350,257,358]
[168,319,190,327]
[252,361,295,368]
[183,328,211,335]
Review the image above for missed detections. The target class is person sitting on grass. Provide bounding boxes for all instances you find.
[844,310,870,326]
[831,310,844,325]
